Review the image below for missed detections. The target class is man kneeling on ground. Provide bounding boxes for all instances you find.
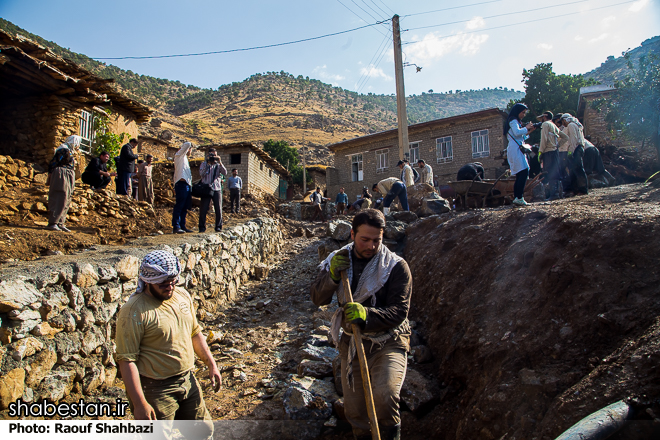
[81,151,116,190]
[311,209,412,440]
[116,250,221,439]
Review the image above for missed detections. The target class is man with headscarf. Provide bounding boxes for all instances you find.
[117,138,139,196]
[116,250,220,437]
[537,111,568,199]
[46,135,80,232]
[311,209,412,440]
[561,113,588,194]
[172,142,193,234]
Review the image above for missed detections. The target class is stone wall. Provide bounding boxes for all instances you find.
[0,218,283,409]
[327,112,507,202]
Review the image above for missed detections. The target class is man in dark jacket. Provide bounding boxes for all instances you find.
[117,138,139,195]
[456,162,485,181]
[311,209,412,440]
[82,151,116,189]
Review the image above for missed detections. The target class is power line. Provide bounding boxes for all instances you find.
[335,0,389,37]
[403,0,591,32]
[375,0,396,16]
[360,0,387,20]
[368,0,391,18]
[402,0,503,18]
[357,36,392,93]
[355,33,392,93]
[403,0,637,45]
[92,19,390,60]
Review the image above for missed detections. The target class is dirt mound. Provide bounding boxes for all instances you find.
[403,184,660,440]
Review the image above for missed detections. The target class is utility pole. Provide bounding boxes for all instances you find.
[392,14,409,161]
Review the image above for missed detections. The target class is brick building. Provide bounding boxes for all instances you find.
[576,85,634,147]
[201,142,289,198]
[0,29,151,174]
[326,108,508,201]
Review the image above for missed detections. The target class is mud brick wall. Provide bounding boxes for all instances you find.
[327,113,507,202]
[0,218,283,410]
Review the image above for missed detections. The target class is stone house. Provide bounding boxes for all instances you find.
[326,108,507,201]
[201,142,290,198]
[0,29,151,174]
[137,135,174,161]
[306,165,327,192]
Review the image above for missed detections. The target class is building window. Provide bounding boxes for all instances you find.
[269,169,272,177]
[408,142,420,163]
[351,154,363,182]
[436,136,453,163]
[230,153,242,164]
[260,162,264,171]
[375,149,389,173]
[79,110,93,152]
[471,130,490,158]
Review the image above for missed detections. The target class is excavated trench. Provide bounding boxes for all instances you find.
[1,183,660,440]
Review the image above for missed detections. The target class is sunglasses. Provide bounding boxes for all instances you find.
[156,278,178,289]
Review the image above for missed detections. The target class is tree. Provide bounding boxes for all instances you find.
[263,139,310,186]
[92,110,128,171]
[596,53,660,155]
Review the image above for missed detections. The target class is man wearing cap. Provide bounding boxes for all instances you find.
[537,111,568,200]
[561,113,589,194]
[397,160,415,187]
[372,177,409,215]
[116,250,221,438]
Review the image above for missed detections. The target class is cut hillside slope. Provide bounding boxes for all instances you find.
[584,35,660,84]
[403,183,660,440]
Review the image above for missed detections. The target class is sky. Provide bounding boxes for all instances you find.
[1,0,658,96]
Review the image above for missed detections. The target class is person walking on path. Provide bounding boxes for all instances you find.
[138,154,154,204]
[46,135,80,232]
[537,111,568,200]
[417,159,433,185]
[198,148,227,233]
[336,187,348,215]
[311,209,412,440]
[81,151,116,190]
[117,138,139,195]
[372,177,409,215]
[172,141,193,234]
[116,250,220,438]
[227,168,243,214]
[504,103,536,206]
[310,187,327,222]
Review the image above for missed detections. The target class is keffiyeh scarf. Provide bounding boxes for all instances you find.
[136,250,181,294]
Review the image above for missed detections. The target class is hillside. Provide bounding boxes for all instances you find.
[584,35,660,84]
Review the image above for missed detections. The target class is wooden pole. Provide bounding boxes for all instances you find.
[392,15,409,161]
[341,271,381,440]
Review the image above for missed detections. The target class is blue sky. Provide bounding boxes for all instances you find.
[1,0,658,96]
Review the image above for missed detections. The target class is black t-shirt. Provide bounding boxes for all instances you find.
[84,157,107,176]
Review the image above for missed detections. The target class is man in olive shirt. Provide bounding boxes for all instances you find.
[311,209,412,440]
[116,250,221,438]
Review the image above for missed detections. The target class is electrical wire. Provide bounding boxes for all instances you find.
[360,0,387,20]
[368,0,391,18]
[375,0,396,15]
[355,33,392,93]
[403,0,590,32]
[401,0,503,18]
[336,0,389,37]
[403,0,637,45]
[92,19,390,60]
[356,36,392,93]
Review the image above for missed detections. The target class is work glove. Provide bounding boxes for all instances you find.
[329,249,350,282]
[568,152,573,159]
[538,151,542,163]
[344,302,366,327]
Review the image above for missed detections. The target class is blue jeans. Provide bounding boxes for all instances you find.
[116,172,131,195]
[382,181,409,211]
[172,180,192,230]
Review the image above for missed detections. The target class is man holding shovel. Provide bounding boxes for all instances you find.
[311,209,412,440]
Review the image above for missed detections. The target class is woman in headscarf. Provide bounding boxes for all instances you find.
[46,135,80,231]
[504,103,536,206]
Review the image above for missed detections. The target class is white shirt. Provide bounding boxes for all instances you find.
[174,142,192,186]
[401,164,414,187]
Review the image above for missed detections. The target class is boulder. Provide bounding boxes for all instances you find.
[406,183,437,211]
[49,309,77,332]
[33,173,48,185]
[392,211,418,223]
[81,325,106,356]
[400,368,440,414]
[54,331,82,363]
[416,197,451,217]
[301,344,339,363]
[39,370,76,402]
[384,221,407,241]
[83,363,106,394]
[327,220,352,241]
[282,386,332,420]
[0,368,25,410]
[30,322,61,337]
[411,345,433,364]
[103,286,122,303]
[115,255,140,281]
[66,284,84,312]
[333,397,346,420]
[0,279,42,313]
[307,334,330,347]
[74,263,99,288]
[254,264,270,280]
[104,366,118,388]
[298,359,333,378]
[97,265,118,283]
[26,348,58,388]
[11,337,44,361]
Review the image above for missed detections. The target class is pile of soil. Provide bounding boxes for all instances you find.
[404,183,660,439]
